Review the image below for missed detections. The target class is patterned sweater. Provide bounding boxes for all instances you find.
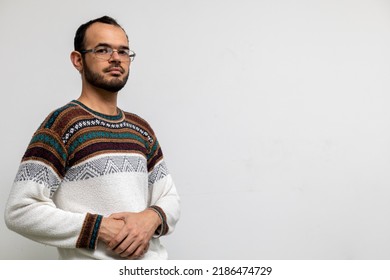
[4,100,180,259]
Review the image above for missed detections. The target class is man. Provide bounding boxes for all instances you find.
[4,16,180,260]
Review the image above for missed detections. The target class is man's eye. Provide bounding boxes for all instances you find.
[118,50,129,56]
[95,48,109,54]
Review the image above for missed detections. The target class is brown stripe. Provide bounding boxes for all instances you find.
[70,136,145,154]
[52,107,92,134]
[30,128,67,160]
[27,140,65,161]
[23,147,65,177]
[70,150,147,167]
[150,205,169,236]
[67,126,150,148]
[148,147,163,172]
[124,112,154,133]
[76,213,97,249]
[68,142,148,167]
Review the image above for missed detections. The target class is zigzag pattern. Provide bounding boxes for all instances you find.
[64,155,147,182]
[148,161,169,185]
[14,162,61,196]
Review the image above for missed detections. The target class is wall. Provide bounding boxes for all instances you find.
[1,0,390,259]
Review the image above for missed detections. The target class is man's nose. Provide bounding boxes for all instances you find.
[109,50,121,61]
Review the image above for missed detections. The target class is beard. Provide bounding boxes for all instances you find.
[83,61,129,93]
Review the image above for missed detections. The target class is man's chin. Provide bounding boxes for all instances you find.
[85,70,129,93]
[100,84,125,93]
[97,77,127,92]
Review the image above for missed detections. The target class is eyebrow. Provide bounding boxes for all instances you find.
[95,43,130,50]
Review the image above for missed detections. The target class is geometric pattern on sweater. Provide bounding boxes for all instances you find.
[62,118,153,145]
[14,161,61,197]
[22,100,164,179]
[149,160,169,186]
[63,155,148,182]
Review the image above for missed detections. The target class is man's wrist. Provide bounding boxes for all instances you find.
[146,208,163,228]
[98,217,124,244]
[147,206,167,237]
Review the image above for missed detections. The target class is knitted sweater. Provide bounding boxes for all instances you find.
[4,100,180,259]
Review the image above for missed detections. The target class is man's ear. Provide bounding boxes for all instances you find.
[70,51,83,73]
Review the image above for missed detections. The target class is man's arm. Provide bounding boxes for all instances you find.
[5,124,106,251]
[106,161,180,258]
[6,173,135,258]
[104,209,161,259]
[5,171,99,249]
[100,125,181,259]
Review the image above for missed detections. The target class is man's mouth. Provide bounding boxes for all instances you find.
[105,67,124,75]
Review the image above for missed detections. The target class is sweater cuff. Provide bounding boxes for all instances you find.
[76,213,103,249]
[149,205,169,238]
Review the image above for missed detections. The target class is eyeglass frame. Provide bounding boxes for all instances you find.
[80,45,136,62]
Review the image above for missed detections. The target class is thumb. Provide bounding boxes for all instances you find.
[109,212,126,220]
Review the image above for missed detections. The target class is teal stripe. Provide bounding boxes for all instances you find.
[44,103,76,129]
[148,140,159,160]
[68,131,148,154]
[89,215,102,249]
[72,100,123,121]
[30,133,67,161]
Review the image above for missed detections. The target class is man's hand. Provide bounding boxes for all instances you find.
[98,217,125,244]
[107,209,162,259]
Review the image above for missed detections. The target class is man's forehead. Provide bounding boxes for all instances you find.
[84,22,129,47]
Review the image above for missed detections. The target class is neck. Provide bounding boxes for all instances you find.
[78,85,119,116]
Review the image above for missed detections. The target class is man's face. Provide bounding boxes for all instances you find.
[82,22,130,93]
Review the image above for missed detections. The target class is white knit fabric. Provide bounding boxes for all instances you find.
[5,154,180,259]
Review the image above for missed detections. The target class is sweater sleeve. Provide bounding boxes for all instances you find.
[147,139,181,237]
[4,126,102,249]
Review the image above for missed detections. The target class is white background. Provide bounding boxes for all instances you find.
[1,0,390,260]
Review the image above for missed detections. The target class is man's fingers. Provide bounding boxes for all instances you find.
[107,229,128,249]
[125,243,148,259]
[105,210,157,259]
[115,238,136,256]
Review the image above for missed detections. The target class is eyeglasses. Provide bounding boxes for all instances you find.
[81,46,136,62]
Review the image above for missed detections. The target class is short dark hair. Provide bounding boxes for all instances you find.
[74,15,127,52]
